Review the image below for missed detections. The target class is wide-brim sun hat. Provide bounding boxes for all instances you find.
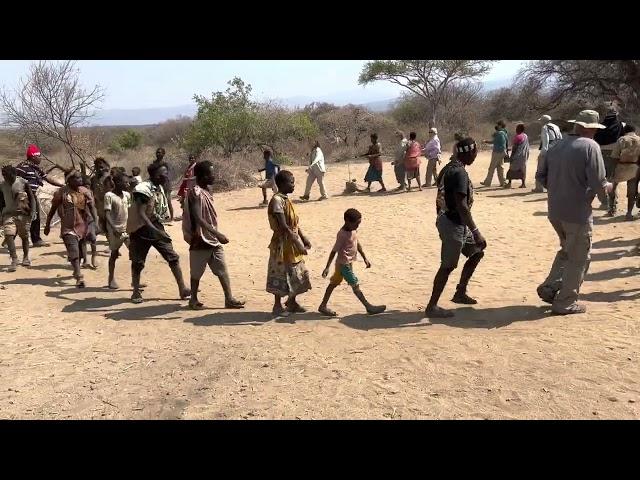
[567,110,606,129]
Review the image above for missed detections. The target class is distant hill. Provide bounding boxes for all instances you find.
[85,77,513,126]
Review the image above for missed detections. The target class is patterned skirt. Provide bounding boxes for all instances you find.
[266,249,311,297]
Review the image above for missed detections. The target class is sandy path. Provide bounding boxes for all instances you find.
[1,151,639,419]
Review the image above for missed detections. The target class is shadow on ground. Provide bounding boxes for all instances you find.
[340,305,549,331]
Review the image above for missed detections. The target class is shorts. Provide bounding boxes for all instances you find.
[261,177,278,192]
[329,263,359,287]
[129,223,180,266]
[62,234,86,262]
[189,245,228,279]
[107,229,129,251]
[436,213,483,269]
[2,214,29,238]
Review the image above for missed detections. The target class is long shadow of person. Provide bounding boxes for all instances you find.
[340,305,549,331]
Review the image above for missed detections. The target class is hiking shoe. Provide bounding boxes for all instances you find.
[22,257,31,267]
[537,285,557,304]
[451,292,478,304]
[552,303,587,315]
[299,196,310,201]
[32,240,50,248]
[8,258,18,272]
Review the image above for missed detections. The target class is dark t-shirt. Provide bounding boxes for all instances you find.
[438,161,473,224]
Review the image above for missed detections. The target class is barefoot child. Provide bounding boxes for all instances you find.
[44,171,98,288]
[126,161,191,304]
[1,165,35,271]
[318,208,386,316]
[104,172,132,289]
[266,170,312,317]
[182,161,245,310]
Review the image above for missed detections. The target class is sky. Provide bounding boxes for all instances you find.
[0,60,527,110]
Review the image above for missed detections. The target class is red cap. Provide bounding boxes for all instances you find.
[26,144,41,159]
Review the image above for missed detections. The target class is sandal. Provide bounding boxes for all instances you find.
[225,299,246,309]
[318,306,338,317]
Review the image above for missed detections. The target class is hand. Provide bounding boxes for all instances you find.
[322,268,329,278]
[156,228,171,241]
[605,182,614,194]
[302,238,312,249]
[44,225,50,236]
[217,232,229,244]
[473,230,487,250]
[365,259,371,268]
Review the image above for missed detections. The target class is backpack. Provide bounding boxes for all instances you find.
[618,134,640,164]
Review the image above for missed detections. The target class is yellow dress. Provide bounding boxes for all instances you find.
[266,193,311,297]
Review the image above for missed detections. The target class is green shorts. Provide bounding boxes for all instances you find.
[329,263,359,287]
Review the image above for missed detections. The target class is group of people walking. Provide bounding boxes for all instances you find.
[2,105,638,320]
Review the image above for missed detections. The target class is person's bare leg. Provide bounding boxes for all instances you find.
[285,293,306,313]
[273,294,287,316]
[379,180,387,192]
[21,234,30,266]
[261,187,268,204]
[319,283,338,316]
[366,182,372,191]
[169,261,191,299]
[218,272,244,308]
[425,266,455,317]
[71,258,84,287]
[352,285,386,314]
[189,276,203,309]
[452,252,484,304]
[108,250,119,289]
[131,262,143,302]
[90,242,98,268]
[6,236,18,271]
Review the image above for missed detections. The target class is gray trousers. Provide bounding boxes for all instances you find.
[483,151,506,186]
[303,166,327,198]
[393,162,406,187]
[534,152,546,192]
[424,158,438,186]
[539,219,592,312]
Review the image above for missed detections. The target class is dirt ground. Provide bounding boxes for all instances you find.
[1,151,639,419]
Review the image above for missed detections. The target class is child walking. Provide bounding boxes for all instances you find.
[318,208,386,316]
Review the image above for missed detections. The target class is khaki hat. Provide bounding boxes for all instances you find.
[568,110,606,129]
[429,127,437,134]
[538,114,551,122]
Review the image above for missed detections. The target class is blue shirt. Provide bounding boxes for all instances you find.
[265,156,280,179]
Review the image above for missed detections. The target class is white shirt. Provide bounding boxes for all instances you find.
[396,138,409,162]
[541,122,562,153]
[310,147,326,173]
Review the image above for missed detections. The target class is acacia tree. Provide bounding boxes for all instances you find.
[516,60,640,111]
[0,60,105,177]
[185,77,257,157]
[254,102,319,156]
[358,60,496,127]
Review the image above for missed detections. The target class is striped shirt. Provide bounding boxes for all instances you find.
[16,161,46,191]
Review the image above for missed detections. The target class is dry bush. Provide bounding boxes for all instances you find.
[145,116,192,148]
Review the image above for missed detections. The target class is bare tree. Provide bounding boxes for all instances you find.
[516,60,640,111]
[358,60,496,127]
[0,61,105,177]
